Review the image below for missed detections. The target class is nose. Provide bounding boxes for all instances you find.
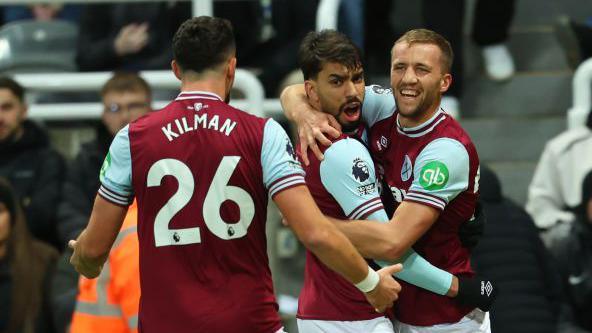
[401,67,418,85]
[344,80,357,98]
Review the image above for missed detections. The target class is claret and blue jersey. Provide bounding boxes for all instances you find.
[363,85,481,326]
[98,91,306,333]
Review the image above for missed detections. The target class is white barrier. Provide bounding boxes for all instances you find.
[15,69,280,120]
[567,58,592,128]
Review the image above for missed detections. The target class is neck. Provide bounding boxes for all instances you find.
[0,243,6,260]
[180,75,228,101]
[398,102,440,128]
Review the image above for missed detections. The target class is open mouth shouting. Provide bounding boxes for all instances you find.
[340,101,361,123]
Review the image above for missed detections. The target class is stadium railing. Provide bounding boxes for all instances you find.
[18,69,282,120]
[568,57,592,128]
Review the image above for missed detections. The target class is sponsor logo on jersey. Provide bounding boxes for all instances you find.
[357,183,376,195]
[419,161,449,190]
[401,155,413,182]
[99,152,111,181]
[372,85,392,95]
[352,158,370,182]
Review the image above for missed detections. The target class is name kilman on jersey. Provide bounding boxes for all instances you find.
[161,108,238,142]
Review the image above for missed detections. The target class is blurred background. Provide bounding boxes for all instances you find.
[0,0,591,332]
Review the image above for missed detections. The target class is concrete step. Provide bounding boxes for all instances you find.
[461,116,565,162]
[461,72,572,118]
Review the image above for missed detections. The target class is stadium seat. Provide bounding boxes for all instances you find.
[0,19,78,73]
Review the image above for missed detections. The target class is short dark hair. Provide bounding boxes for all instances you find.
[298,30,363,80]
[0,77,25,102]
[172,16,235,74]
[101,72,151,99]
[394,29,454,74]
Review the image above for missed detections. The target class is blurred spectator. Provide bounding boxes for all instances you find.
[69,201,140,333]
[472,166,560,333]
[365,0,516,118]
[0,177,58,333]
[551,169,592,333]
[526,112,592,247]
[338,0,364,49]
[424,0,516,117]
[75,2,189,71]
[57,72,152,247]
[554,16,592,70]
[2,3,81,23]
[52,72,151,333]
[216,0,317,96]
[0,77,64,250]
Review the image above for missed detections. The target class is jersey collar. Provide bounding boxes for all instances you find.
[175,91,223,102]
[395,107,447,138]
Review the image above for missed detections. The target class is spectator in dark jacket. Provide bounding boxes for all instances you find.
[52,72,151,333]
[472,166,560,333]
[551,169,592,332]
[0,177,58,333]
[75,3,189,71]
[0,77,65,250]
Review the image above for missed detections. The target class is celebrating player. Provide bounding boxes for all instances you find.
[69,16,402,333]
[282,29,494,332]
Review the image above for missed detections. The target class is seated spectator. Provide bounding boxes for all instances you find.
[52,72,151,333]
[0,177,58,333]
[472,166,560,333]
[69,201,140,333]
[0,76,65,250]
[57,71,152,247]
[551,169,592,332]
[2,3,81,23]
[76,3,188,71]
[526,111,592,247]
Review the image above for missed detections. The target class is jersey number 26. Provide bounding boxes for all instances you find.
[147,156,255,247]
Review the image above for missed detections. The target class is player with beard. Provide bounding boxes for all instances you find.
[282,29,492,332]
[68,16,403,333]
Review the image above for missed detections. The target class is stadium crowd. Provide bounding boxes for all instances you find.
[0,1,590,333]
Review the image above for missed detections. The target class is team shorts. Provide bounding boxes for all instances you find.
[393,309,490,333]
[297,317,394,333]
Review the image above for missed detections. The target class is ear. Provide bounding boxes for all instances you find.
[227,56,237,81]
[440,73,452,93]
[171,60,182,81]
[304,80,320,109]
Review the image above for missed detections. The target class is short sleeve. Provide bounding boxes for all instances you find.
[362,85,397,128]
[261,119,306,198]
[98,125,134,206]
[320,138,385,220]
[405,138,470,210]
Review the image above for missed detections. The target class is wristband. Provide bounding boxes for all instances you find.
[355,267,380,293]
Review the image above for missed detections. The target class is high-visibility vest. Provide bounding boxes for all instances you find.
[70,202,140,333]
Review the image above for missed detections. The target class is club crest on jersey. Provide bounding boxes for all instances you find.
[352,158,370,182]
[401,155,413,182]
[419,161,449,190]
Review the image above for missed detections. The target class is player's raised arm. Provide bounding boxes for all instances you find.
[280,84,341,165]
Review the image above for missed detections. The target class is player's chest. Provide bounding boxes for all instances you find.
[370,130,423,193]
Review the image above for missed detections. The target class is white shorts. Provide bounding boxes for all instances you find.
[393,309,491,333]
[297,317,394,333]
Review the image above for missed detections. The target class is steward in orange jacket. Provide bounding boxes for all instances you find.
[70,201,139,333]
